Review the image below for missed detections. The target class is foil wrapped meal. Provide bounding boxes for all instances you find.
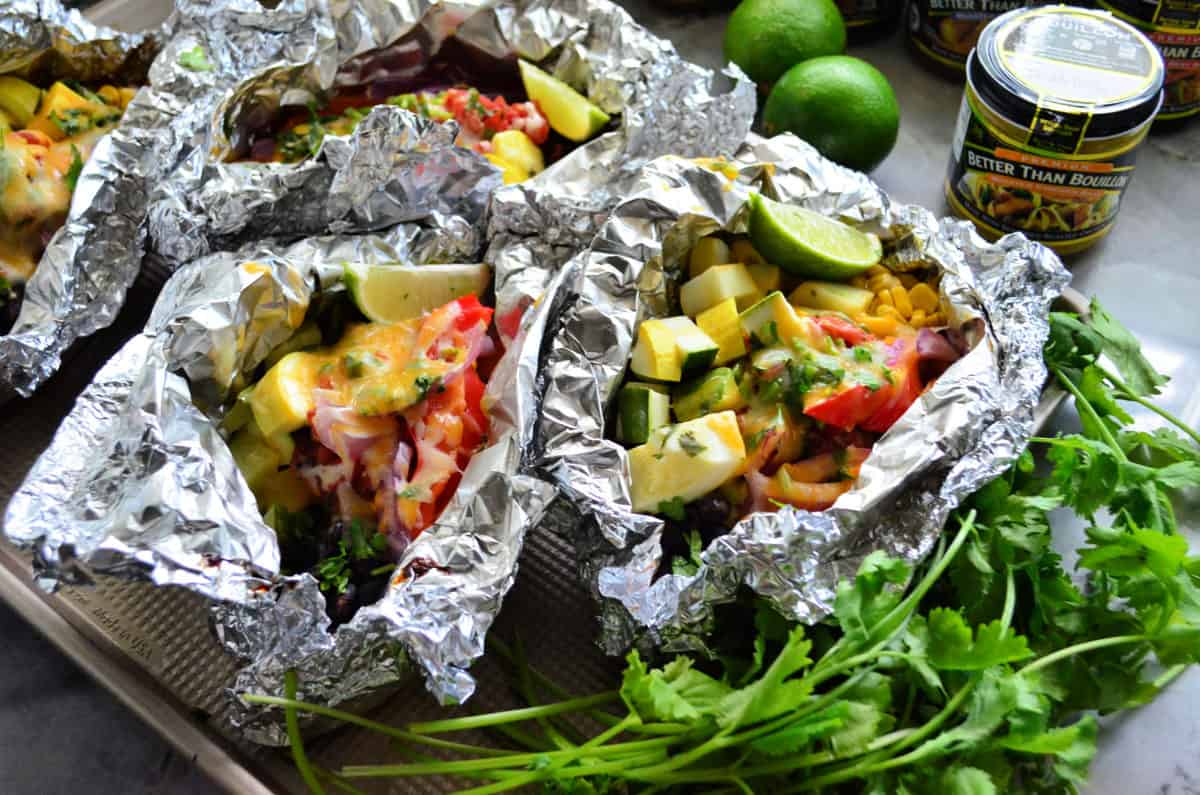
[535,133,1072,656]
[0,0,340,396]
[4,219,562,743]
[144,0,755,323]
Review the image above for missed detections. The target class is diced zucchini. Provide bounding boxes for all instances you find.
[249,352,320,437]
[617,382,671,445]
[659,316,719,377]
[747,263,782,295]
[630,318,683,382]
[789,281,874,315]
[688,236,731,279]
[672,368,746,422]
[680,264,760,317]
[254,468,315,512]
[739,292,807,348]
[0,77,41,127]
[628,411,747,514]
[696,298,747,366]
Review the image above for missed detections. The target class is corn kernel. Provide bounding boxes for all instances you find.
[910,309,927,327]
[898,273,918,288]
[861,315,898,336]
[868,275,889,293]
[866,265,888,277]
[908,283,939,314]
[877,304,902,321]
[874,289,894,308]
[890,286,913,318]
[926,311,945,326]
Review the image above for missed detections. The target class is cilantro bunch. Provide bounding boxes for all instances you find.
[249,301,1200,794]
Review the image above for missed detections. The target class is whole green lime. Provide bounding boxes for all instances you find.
[762,55,900,173]
[723,0,847,87]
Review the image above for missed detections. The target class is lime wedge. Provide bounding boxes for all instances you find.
[344,262,491,323]
[746,193,882,280]
[518,60,610,143]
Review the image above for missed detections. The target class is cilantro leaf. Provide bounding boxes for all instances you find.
[671,529,705,577]
[178,45,213,72]
[938,765,998,795]
[620,652,730,722]
[65,145,83,193]
[748,702,851,756]
[1087,298,1167,397]
[927,609,1033,670]
[717,625,813,729]
[833,551,911,647]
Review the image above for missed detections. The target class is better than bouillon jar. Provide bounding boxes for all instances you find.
[945,6,1165,255]
[1096,0,1200,121]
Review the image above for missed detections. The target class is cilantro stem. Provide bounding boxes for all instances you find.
[488,637,621,726]
[1096,364,1200,447]
[283,671,327,795]
[406,693,619,734]
[340,736,678,777]
[1000,565,1016,632]
[1154,663,1187,690]
[241,694,512,757]
[1020,634,1148,676]
[1053,368,1126,461]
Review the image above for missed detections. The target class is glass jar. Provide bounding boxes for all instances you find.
[906,0,1033,74]
[837,0,902,42]
[944,5,1165,255]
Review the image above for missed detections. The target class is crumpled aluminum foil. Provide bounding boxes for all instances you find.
[0,0,338,397]
[144,0,756,323]
[5,220,561,743]
[0,0,157,396]
[536,133,1072,656]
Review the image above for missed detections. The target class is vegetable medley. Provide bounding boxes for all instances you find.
[243,58,610,185]
[0,77,136,310]
[618,226,963,539]
[228,282,498,623]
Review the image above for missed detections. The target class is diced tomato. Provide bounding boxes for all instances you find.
[453,294,493,332]
[461,367,488,450]
[804,383,890,431]
[814,316,873,346]
[861,338,923,433]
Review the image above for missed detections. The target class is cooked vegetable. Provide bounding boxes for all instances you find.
[671,367,745,422]
[628,411,747,513]
[616,382,671,445]
[695,298,747,366]
[738,290,807,346]
[688,235,731,278]
[789,279,874,315]
[679,263,760,316]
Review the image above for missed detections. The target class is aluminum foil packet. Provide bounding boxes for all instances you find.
[536,133,1071,656]
[0,0,342,397]
[5,220,560,744]
[0,0,158,396]
[144,0,755,324]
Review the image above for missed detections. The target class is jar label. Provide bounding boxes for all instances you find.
[1101,0,1200,30]
[947,94,1140,245]
[907,0,1028,68]
[1154,28,1200,117]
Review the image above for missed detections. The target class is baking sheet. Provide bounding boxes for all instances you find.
[0,270,1086,793]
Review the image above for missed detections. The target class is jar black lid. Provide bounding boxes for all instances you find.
[970,5,1165,141]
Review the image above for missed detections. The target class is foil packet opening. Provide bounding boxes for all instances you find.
[5,212,559,746]
[536,134,1071,656]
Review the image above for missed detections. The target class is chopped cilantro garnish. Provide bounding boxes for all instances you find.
[65,145,84,192]
[414,374,440,401]
[49,109,91,137]
[853,345,873,363]
[678,431,707,457]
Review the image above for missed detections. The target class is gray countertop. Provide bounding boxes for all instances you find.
[1,1,1198,793]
